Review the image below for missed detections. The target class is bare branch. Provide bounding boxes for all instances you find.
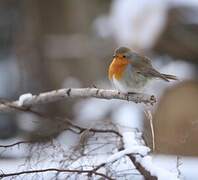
[0,168,114,180]
[0,141,32,148]
[144,110,155,151]
[127,154,157,180]
[0,88,156,112]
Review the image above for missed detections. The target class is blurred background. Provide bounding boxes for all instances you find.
[0,0,198,178]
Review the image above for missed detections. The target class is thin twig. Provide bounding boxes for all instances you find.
[176,156,182,178]
[0,168,114,180]
[144,110,155,151]
[0,141,32,148]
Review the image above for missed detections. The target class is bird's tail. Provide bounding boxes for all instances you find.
[161,73,178,81]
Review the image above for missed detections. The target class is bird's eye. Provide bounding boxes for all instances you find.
[123,55,126,58]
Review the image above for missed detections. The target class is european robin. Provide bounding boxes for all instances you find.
[108,47,178,93]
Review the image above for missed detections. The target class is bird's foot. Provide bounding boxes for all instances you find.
[91,84,98,88]
[127,91,138,95]
[150,95,157,105]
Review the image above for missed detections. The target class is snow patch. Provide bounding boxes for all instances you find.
[123,131,142,148]
[18,93,33,106]
[139,156,179,180]
[111,104,143,131]
[106,146,150,163]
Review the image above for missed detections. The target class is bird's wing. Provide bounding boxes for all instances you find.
[135,56,170,81]
[140,56,152,66]
[139,68,170,81]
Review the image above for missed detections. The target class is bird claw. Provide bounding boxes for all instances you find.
[125,92,157,105]
[92,84,98,88]
[150,95,157,105]
[127,91,137,95]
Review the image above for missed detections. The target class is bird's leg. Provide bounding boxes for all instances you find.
[150,95,156,102]
[91,84,98,88]
[127,92,140,103]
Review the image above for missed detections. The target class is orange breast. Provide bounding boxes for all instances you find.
[108,57,129,80]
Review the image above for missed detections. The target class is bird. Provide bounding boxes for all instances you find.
[108,47,178,93]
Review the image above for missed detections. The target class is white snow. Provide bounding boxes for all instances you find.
[111,104,144,132]
[122,131,142,148]
[57,130,80,150]
[139,156,179,180]
[121,130,179,180]
[114,107,179,179]
[17,93,33,106]
[106,146,150,163]
[0,137,28,158]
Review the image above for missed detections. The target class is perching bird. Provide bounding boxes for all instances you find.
[108,47,178,93]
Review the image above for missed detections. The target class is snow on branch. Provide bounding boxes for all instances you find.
[0,88,176,179]
[0,88,156,113]
[118,130,179,180]
[0,113,179,180]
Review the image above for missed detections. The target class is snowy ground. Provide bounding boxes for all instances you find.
[0,136,198,180]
